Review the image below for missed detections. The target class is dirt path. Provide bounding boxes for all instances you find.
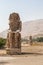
[0,46,43,65]
[0,55,43,65]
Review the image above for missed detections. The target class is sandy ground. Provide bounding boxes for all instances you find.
[0,55,43,65]
[0,45,43,65]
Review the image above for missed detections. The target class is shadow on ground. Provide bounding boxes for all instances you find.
[21,52,43,56]
[0,62,9,65]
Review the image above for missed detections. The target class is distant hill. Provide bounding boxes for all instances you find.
[21,19,43,38]
[0,30,8,38]
[0,19,43,38]
[33,34,43,38]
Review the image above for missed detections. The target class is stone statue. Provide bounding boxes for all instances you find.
[6,12,22,54]
[29,36,33,45]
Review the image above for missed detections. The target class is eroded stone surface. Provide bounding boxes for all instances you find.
[6,12,22,54]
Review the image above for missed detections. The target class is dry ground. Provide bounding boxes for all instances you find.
[0,43,43,65]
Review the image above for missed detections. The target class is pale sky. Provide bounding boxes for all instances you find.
[0,0,43,32]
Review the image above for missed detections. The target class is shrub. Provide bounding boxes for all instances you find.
[36,37,43,42]
[0,38,6,49]
[33,37,43,42]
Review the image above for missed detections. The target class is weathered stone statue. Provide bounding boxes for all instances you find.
[29,36,33,45]
[6,12,22,54]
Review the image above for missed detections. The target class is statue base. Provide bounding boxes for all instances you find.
[6,48,21,55]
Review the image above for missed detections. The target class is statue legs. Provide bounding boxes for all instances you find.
[6,31,21,54]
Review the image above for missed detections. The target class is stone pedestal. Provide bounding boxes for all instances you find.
[6,48,21,55]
